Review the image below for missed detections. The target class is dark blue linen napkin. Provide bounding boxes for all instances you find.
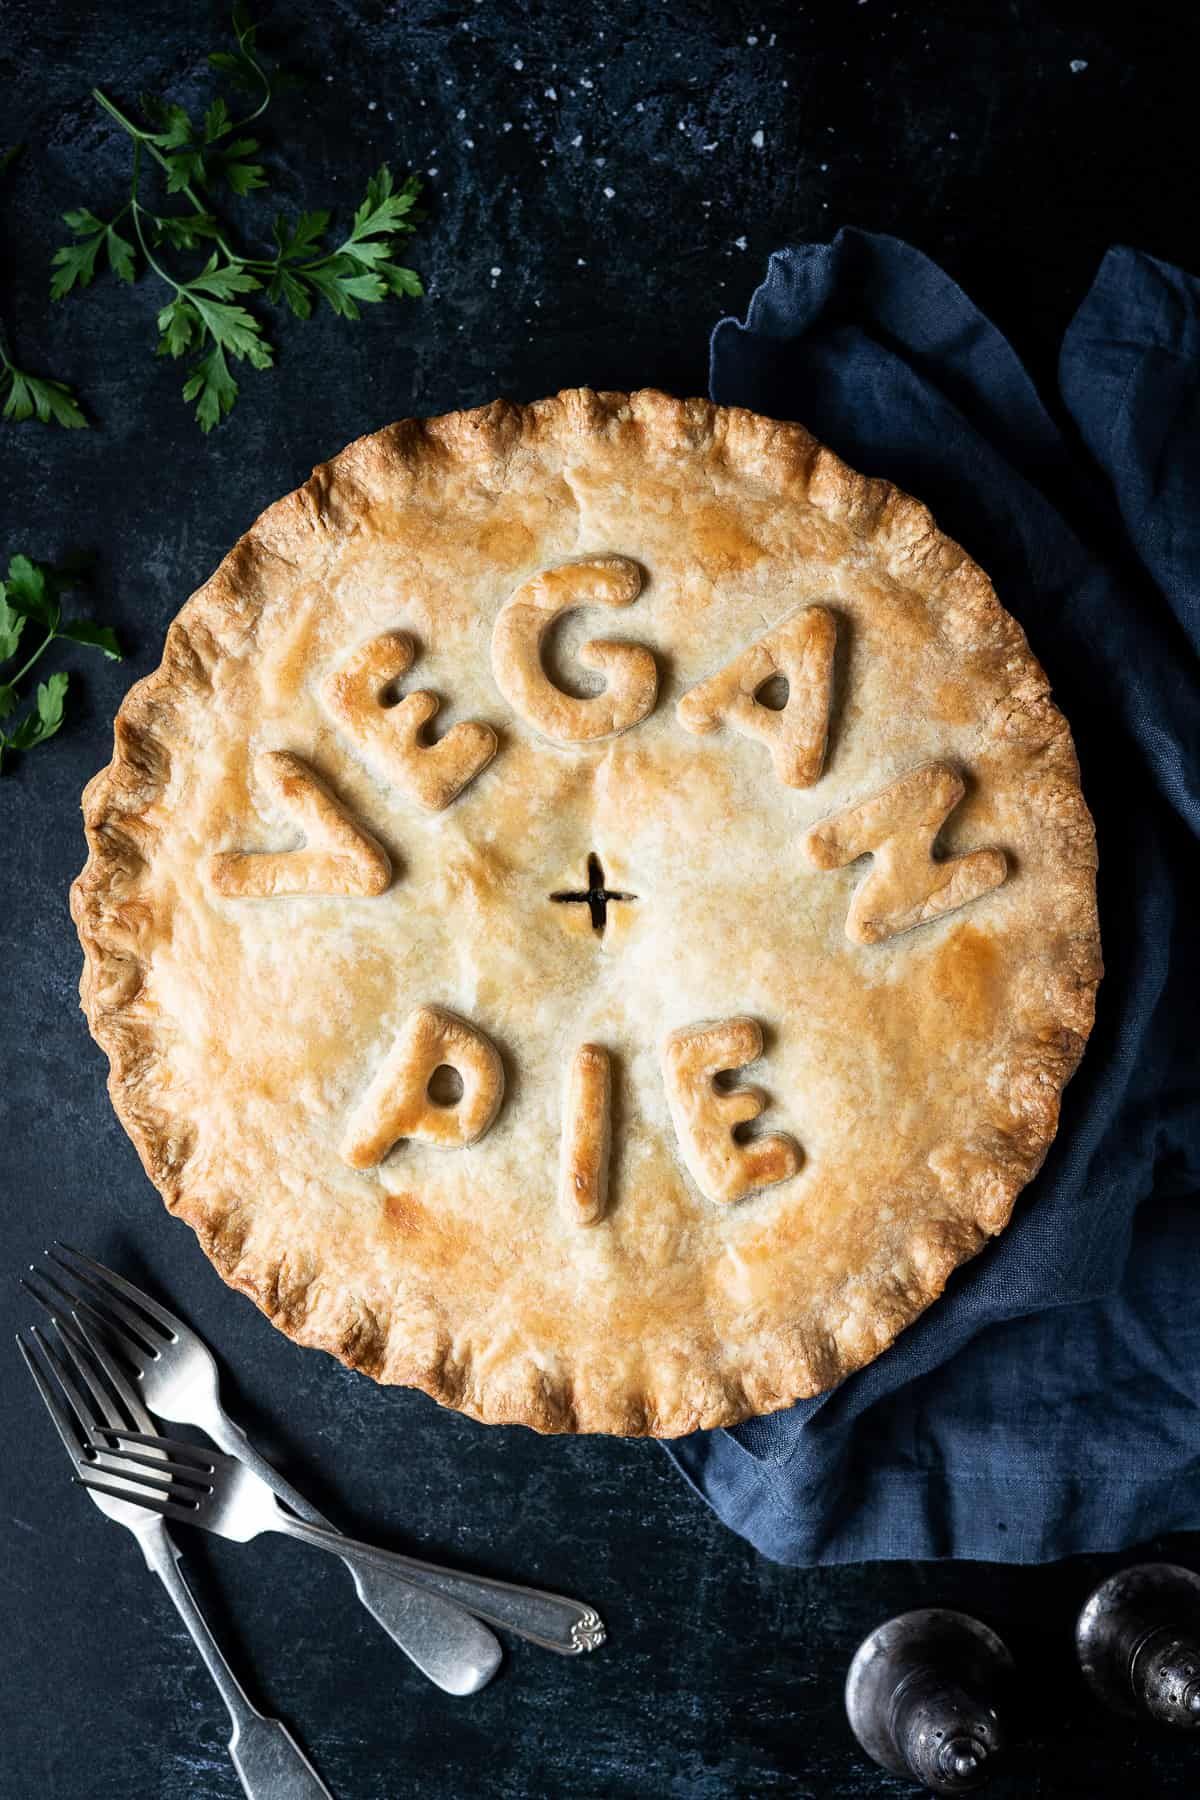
[663,231,1200,1566]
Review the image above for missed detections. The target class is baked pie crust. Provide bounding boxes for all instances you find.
[70,389,1101,1436]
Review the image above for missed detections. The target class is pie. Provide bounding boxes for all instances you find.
[71,389,1101,1436]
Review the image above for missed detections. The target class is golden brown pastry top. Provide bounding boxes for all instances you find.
[70,388,1101,1436]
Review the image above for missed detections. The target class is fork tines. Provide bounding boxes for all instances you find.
[26,1242,174,1358]
[19,1311,152,1473]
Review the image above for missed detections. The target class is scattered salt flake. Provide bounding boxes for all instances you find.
[819,162,828,171]
[428,167,439,177]
[702,140,719,151]
[1069,58,1088,72]
[577,257,587,266]
[546,86,557,99]
[490,266,501,276]
[635,101,644,111]
[502,121,513,132]
[579,75,594,89]
[513,58,524,69]
[367,101,377,112]
[734,235,747,249]
[751,128,764,148]
[603,185,615,198]
[677,120,686,131]
[456,108,466,120]
[949,131,959,140]
[464,138,475,147]
[571,133,583,146]
[594,156,606,166]
[747,34,758,44]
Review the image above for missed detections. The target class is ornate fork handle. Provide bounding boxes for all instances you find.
[272,1510,605,1657]
[217,1416,605,1655]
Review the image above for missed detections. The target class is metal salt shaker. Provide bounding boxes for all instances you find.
[1076,1563,1200,1729]
[845,1608,1014,1793]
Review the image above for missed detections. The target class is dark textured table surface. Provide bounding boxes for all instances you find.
[3,3,1198,1796]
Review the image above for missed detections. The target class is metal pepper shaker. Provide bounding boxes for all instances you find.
[845,1608,1014,1794]
[1076,1563,1200,1729]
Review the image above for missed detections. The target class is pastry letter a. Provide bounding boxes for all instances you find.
[677,606,836,787]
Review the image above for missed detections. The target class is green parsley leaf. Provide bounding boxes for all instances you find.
[6,554,59,628]
[187,292,273,366]
[50,228,104,298]
[217,137,267,196]
[2,672,68,752]
[380,262,423,298]
[1,368,88,427]
[182,343,240,431]
[203,97,231,144]
[51,211,136,298]
[156,295,200,357]
[0,682,16,720]
[145,102,195,151]
[153,211,220,250]
[267,267,312,318]
[36,669,69,735]
[189,254,263,299]
[0,591,25,662]
[59,619,122,659]
[271,209,330,261]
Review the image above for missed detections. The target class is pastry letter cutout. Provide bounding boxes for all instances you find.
[677,605,836,787]
[804,761,1007,944]
[210,751,391,898]
[491,555,657,741]
[323,633,497,811]
[341,1005,504,1168]
[662,1017,801,1204]
[559,1044,612,1227]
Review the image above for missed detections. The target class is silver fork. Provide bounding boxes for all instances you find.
[19,1314,335,1800]
[32,1247,606,1656]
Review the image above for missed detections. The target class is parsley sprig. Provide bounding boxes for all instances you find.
[0,556,121,771]
[0,320,87,428]
[51,6,424,431]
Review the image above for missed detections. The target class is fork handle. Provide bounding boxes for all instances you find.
[273,1511,605,1657]
[262,1509,502,1695]
[139,1531,333,1800]
[213,1416,602,1657]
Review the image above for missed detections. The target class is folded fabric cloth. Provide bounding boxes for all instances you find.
[663,231,1200,1565]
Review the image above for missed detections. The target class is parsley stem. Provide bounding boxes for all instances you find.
[6,628,55,689]
[92,87,242,266]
